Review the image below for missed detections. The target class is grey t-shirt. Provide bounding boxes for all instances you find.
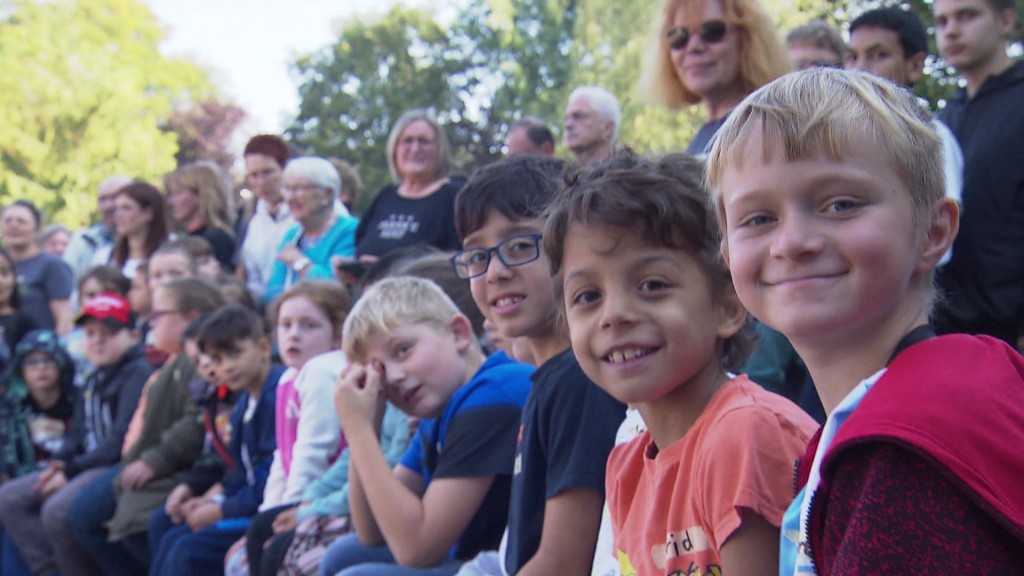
[16,252,73,330]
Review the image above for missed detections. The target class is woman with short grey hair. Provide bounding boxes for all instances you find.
[265,157,360,304]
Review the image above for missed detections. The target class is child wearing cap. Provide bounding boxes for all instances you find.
[1,330,77,481]
[0,330,77,576]
[0,293,153,576]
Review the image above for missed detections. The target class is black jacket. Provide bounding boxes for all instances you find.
[938,60,1024,343]
[53,344,153,478]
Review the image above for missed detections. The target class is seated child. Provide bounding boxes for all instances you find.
[230,281,352,575]
[705,68,1024,573]
[63,265,131,388]
[543,149,817,575]
[0,329,77,576]
[319,276,533,575]
[0,293,153,576]
[0,330,76,482]
[67,278,226,575]
[148,304,286,576]
[454,155,626,574]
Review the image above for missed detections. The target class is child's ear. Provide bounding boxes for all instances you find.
[720,239,731,270]
[448,314,476,352]
[259,336,272,357]
[917,197,959,274]
[714,283,748,340]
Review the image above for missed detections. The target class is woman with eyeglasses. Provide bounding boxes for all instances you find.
[265,157,360,305]
[640,0,790,156]
[163,161,237,273]
[335,110,463,286]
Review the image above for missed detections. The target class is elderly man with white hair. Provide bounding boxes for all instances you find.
[562,86,620,165]
[264,156,360,303]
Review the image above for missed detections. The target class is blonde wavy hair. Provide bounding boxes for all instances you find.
[163,161,235,235]
[640,0,791,108]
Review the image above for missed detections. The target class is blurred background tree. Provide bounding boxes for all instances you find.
[0,0,243,227]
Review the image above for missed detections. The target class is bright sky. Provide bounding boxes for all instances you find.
[145,0,425,134]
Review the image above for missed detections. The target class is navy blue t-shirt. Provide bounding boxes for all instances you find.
[503,348,626,574]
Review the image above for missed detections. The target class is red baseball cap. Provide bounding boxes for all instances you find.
[75,292,134,330]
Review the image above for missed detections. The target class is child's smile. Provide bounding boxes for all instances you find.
[561,222,737,406]
[720,129,930,350]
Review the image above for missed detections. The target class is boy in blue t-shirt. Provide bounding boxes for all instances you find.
[320,276,533,575]
[148,305,286,576]
[453,155,626,575]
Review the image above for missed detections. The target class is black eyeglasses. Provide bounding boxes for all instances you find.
[667,20,728,51]
[450,234,543,280]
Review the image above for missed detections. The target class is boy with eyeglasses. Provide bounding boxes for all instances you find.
[453,155,626,575]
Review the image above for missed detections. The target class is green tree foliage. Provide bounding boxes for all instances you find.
[0,0,215,227]
[287,7,482,212]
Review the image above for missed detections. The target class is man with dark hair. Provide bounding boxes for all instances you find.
[846,7,964,266]
[506,116,555,156]
[931,0,1024,351]
[848,8,929,87]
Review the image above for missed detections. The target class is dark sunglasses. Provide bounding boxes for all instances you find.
[667,20,728,51]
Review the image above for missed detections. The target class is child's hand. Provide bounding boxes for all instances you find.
[120,460,156,490]
[177,496,206,524]
[165,484,194,523]
[277,244,305,268]
[185,501,223,531]
[334,364,384,436]
[33,460,62,491]
[272,506,300,534]
[37,470,68,499]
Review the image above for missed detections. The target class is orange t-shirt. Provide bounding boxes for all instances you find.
[607,376,816,575]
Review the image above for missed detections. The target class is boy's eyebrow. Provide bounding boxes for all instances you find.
[564,253,681,283]
[463,223,543,247]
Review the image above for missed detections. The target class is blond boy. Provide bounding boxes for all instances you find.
[709,68,1024,574]
[325,277,533,574]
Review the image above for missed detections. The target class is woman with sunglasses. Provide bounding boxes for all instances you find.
[640,0,790,156]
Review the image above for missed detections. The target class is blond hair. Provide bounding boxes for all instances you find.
[640,0,791,108]
[706,68,943,233]
[343,276,463,363]
[164,161,235,235]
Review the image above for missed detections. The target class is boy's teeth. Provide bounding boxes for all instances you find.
[608,348,648,364]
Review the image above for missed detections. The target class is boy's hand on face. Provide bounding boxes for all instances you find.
[334,363,385,437]
[184,501,223,531]
[120,460,156,490]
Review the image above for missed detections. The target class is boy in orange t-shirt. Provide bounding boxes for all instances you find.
[543,150,817,575]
